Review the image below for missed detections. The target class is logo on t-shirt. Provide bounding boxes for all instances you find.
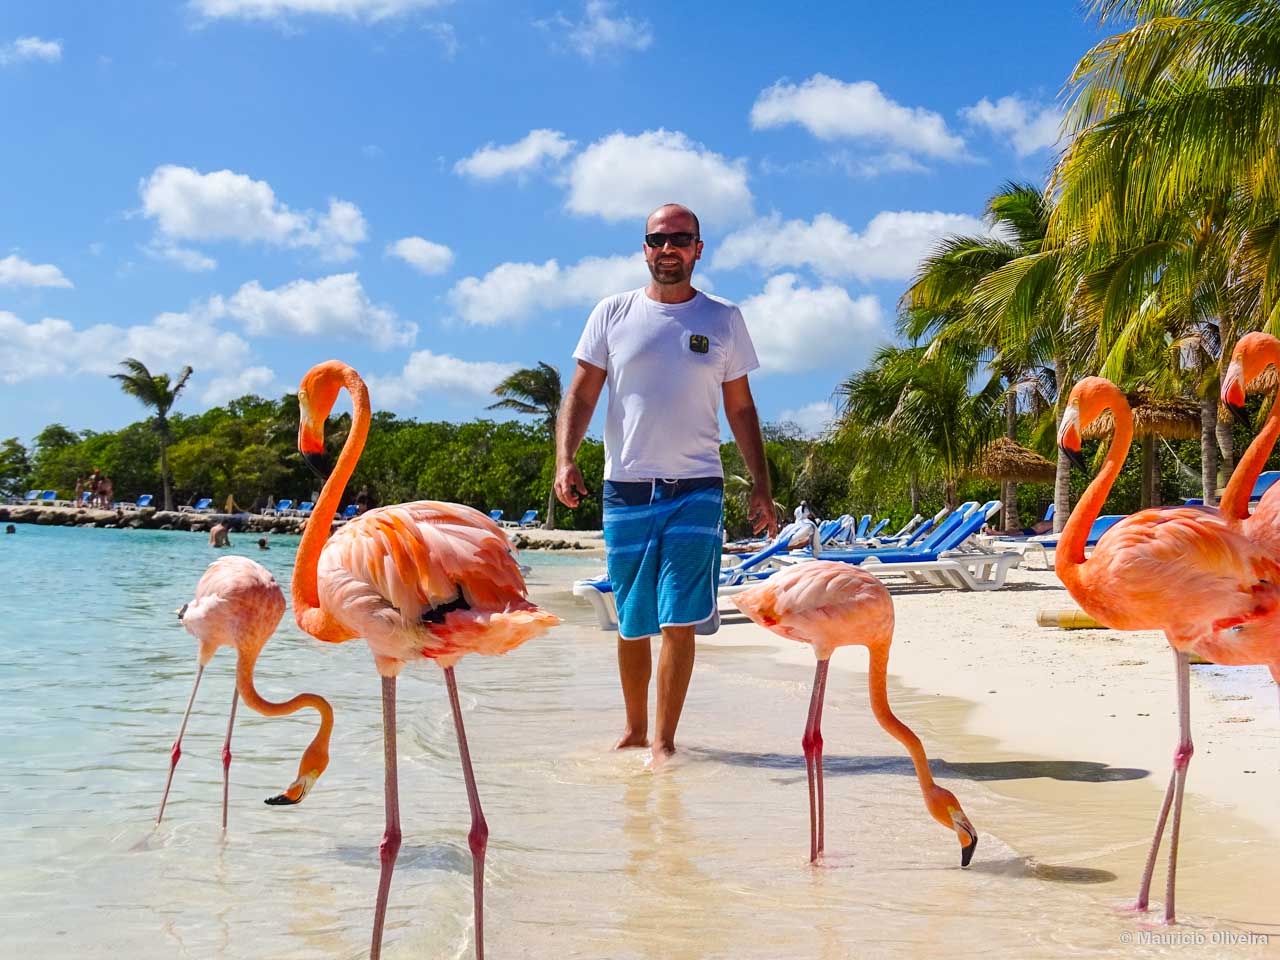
[689,334,709,354]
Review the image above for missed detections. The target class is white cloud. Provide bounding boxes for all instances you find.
[777,400,836,438]
[750,75,965,159]
[202,366,278,404]
[961,94,1063,156]
[190,0,447,21]
[454,129,575,181]
[139,165,367,262]
[0,309,251,384]
[0,254,72,288]
[739,274,884,375]
[387,236,454,275]
[367,351,520,409]
[209,273,415,348]
[716,210,988,283]
[145,240,218,272]
[538,1,652,59]
[566,129,753,224]
[0,37,62,66]
[449,253,652,326]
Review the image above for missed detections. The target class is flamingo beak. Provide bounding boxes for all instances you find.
[953,811,978,867]
[1057,405,1087,474]
[302,451,330,479]
[265,771,318,806]
[1223,359,1250,427]
[1062,445,1088,474]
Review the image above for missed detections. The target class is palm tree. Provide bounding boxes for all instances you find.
[110,358,193,511]
[903,181,1058,531]
[834,345,1002,510]
[488,362,563,530]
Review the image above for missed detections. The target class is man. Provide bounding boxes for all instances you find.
[555,202,777,759]
[208,521,231,548]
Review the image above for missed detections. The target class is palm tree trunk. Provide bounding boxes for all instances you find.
[1053,356,1071,534]
[909,472,920,515]
[1002,391,1020,532]
[544,483,557,531]
[1140,434,1157,509]
[160,442,173,512]
[1200,397,1218,506]
[1216,418,1235,492]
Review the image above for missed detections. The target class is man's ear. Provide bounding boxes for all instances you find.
[695,240,703,262]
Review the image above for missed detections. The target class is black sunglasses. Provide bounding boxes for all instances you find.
[645,232,699,249]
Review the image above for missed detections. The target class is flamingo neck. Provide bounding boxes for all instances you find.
[292,367,370,641]
[1058,402,1132,590]
[234,645,334,765]
[866,645,935,795]
[1222,353,1280,520]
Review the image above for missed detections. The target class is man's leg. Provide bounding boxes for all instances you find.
[615,635,652,749]
[653,625,696,756]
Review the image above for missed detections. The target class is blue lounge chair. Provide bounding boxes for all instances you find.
[119,493,154,510]
[572,520,818,631]
[818,515,852,545]
[517,509,539,527]
[991,514,1126,568]
[813,502,983,563]
[9,489,40,505]
[488,509,504,524]
[295,501,314,517]
[264,499,293,517]
[180,497,214,513]
[855,514,872,538]
[865,517,890,539]
[341,503,359,519]
[39,490,61,505]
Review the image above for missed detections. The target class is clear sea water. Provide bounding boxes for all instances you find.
[2,525,1277,959]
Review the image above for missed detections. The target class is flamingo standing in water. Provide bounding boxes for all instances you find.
[291,360,559,960]
[1221,331,1280,558]
[731,561,977,867]
[159,555,334,829]
[1056,377,1280,922]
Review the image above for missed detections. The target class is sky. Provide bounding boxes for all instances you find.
[0,1,1103,447]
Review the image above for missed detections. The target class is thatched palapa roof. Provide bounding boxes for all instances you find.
[975,436,1056,483]
[1082,392,1201,441]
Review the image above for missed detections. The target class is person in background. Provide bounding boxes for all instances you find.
[355,485,373,515]
[257,537,270,550]
[209,521,231,548]
[4,524,15,534]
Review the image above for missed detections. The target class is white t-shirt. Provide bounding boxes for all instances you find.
[574,288,759,481]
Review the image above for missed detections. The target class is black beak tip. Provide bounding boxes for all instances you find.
[961,834,978,868]
[302,451,330,480]
[1060,445,1088,474]
[1228,402,1251,428]
[264,792,301,806]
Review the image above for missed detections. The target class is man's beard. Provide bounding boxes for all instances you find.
[648,258,692,285]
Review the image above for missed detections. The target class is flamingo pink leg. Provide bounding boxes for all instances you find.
[1135,650,1193,923]
[801,659,830,863]
[157,664,205,824]
[221,688,239,831]
[370,676,401,960]
[446,666,489,960]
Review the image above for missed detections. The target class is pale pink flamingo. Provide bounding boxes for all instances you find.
[731,561,977,867]
[291,360,559,960]
[1056,376,1280,922]
[159,555,334,829]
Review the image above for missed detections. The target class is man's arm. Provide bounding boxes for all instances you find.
[722,375,778,536]
[555,360,607,508]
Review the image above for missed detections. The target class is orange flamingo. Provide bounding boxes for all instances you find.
[731,561,977,867]
[1056,376,1280,922]
[1221,331,1280,558]
[159,555,334,829]
[291,360,559,960]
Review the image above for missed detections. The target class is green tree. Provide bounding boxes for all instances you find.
[0,438,30,499]
[488,362,563,529]
[110,358,193,511]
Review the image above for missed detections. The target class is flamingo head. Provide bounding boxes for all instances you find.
[1223,332,1280,427]
[1058,377,1128,474]
[264,733,330,807]
[298,360,360,478]
[926,785,978,867]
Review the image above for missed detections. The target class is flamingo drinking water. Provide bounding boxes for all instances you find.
[1056,376,1280,922]
[731,560,977,867]
[291,360,559,960]
[159,555,334,829]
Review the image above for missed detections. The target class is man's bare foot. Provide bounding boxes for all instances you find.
[614,730,649,750]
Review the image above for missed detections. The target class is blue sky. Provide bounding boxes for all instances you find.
[0,1,1101,446]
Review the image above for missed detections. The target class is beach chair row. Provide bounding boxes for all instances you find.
[488,509,541,528]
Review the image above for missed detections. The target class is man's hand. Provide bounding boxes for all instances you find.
[555,461,590,508]
[747,484,778,537]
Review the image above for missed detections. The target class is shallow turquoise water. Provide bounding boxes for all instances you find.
[2,525,1274,959]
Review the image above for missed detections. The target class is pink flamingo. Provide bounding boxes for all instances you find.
[1056,377,1280,922]
[731,561,977,867]
[291,360,559,960]
[1221,331,1280,558]
[159,555,334,829]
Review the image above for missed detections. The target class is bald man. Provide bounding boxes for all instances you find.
[555,203,777,760]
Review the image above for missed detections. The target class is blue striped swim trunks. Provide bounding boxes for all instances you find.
[602,477,724,641]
